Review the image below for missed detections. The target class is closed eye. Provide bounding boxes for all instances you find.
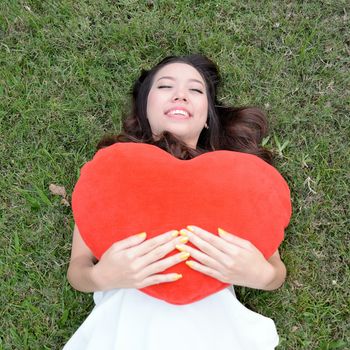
[158,85,172,89]
[191,89,203,94]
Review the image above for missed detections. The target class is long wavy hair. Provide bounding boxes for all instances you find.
[97,54,273,164]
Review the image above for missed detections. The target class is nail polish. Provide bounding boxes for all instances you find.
[175,244,186,252]
[179,236,189,244]
[172,273,183,281]
[137,232,147,238]
[180,252,190,260]
[218,227,228,236]
[187,225,196,233]
[186,260,195,268]
[179,229,188,236]
[171,230,179,237]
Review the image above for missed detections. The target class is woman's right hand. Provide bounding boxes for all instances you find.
[91,230,190,291]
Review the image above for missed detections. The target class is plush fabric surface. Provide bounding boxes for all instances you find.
[72,142,291,305]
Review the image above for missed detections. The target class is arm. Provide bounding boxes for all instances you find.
[67,225,100,292]
[261,250,286,291]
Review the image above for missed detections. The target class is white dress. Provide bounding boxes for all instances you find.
[63,286,279,349]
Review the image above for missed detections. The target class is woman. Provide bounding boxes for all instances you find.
[64,54,288,349]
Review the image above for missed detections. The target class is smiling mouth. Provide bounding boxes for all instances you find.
[165,109,191,119]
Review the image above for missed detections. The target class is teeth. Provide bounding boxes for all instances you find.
[167,110,189,117]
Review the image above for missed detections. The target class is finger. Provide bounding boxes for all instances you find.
[185,260,226,282]
[141,251,190,278]
[138,235,189,268]
[185,226,235,255]
[175,244,223,271]
[110,231,148,252]
[217,227,256,251]
[180,228,228,262]
[130,229,179,257]
[138,273,183,288]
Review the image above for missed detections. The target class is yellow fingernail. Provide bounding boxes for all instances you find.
[137,232,147,238]
[179,236,189,244]
[175,244,186,252]
[179,229,188,236]
[173,273,183,281]
[187,225,195,232]
[218,227,228,236]
[171,230,179,237]
[186,260,195,268]
[180,252,190,260]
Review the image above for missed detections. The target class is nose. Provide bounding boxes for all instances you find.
[172,89,188,102]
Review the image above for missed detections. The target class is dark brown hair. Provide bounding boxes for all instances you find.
[97,54,273,164]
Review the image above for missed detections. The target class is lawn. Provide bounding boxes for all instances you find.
[0,1,349,349]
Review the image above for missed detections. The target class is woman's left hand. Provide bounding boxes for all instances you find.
[177,226,277,290]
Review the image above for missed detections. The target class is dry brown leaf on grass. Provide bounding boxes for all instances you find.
[61,198,70,207]
[49,184,70,206]
[49,184,67,198]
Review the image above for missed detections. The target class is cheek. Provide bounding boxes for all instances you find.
[146,94,154,116]
[198,98,209,117]
[147,91,162,115]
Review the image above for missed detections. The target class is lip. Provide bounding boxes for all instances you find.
[165,106,192,118]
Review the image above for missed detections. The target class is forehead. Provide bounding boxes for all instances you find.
[153,63,205,84]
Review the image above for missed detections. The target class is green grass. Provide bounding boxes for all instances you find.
[1,0,349,348]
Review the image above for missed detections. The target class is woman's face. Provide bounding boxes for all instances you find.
[147,63,208,149]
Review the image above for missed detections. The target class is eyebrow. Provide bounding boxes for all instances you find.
[157,76,204,87]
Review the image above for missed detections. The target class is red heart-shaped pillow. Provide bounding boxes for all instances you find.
[72,142,291,305]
